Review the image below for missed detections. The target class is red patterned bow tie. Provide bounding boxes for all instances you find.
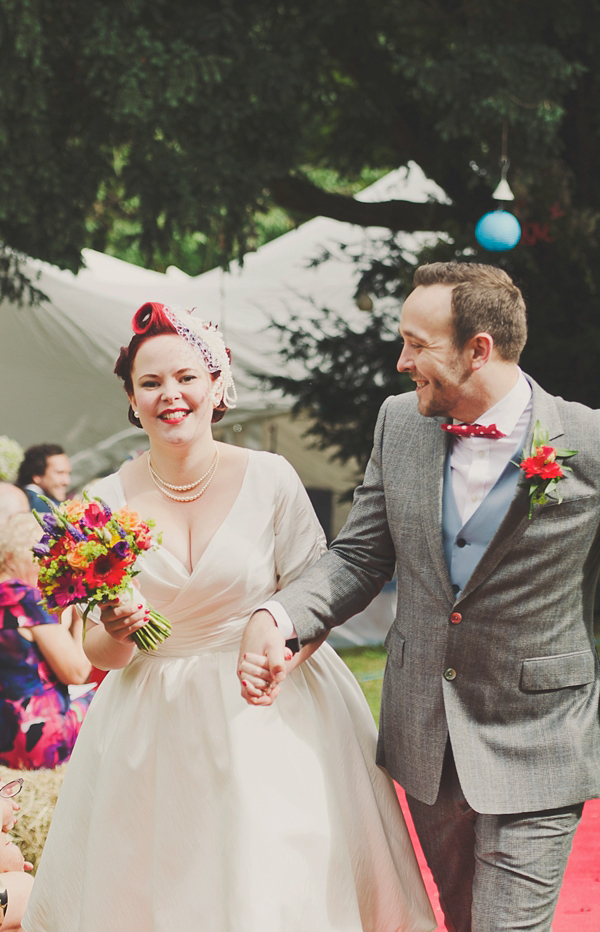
[441,422,506,439]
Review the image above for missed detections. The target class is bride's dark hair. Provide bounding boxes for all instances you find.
[114,302,228,426]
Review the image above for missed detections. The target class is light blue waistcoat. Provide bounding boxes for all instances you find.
[442,437,526,597]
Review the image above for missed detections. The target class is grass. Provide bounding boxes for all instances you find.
[337,645,387,725]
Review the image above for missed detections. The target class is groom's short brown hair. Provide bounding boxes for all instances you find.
[413,262,527,363]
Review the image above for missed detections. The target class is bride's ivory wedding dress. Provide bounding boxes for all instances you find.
[24,451,434,932]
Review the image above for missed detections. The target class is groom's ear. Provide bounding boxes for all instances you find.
[468,332,494,370]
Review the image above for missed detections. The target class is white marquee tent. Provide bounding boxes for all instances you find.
[1,161,444,467]
[0,163,445,644]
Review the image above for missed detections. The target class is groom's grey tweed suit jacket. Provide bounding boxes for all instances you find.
[273,377,600,814]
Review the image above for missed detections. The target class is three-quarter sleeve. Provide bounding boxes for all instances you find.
[273,457,327,591]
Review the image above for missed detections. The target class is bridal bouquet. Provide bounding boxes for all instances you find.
[31,494,171,651]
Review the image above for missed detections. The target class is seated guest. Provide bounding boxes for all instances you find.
[0,488,28,528]
[15,446,71,514]
[0,514,95,770]
[0,857,33,932]
[0,781,21,835]
[0,780,32,932]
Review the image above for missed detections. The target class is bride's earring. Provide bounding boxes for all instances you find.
[133,410,139,418]
[210,377,224,406]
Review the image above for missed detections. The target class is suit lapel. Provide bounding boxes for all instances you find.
[457,378,564,603]
[419,418,455,601]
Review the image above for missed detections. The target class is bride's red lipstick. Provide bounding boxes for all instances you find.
[158,408,190,425]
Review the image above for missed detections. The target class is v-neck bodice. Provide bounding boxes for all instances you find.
[113,457,251,578]
[90,451,325,656]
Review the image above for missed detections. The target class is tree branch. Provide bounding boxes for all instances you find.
[269,176,454,231]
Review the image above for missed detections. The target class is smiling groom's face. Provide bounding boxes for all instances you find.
[396,284,472,419]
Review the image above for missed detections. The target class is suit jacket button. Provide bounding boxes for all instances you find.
[450,612,462,624]
[444,668,457,681]
[456,538,467,548]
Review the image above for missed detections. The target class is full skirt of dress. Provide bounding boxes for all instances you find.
[23,455,435,932]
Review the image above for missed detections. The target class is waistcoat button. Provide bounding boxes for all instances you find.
[456,538,467,548]
[450,612,462,624]
[444,668,457,681]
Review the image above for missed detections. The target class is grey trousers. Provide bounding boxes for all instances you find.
[406,744,583,932]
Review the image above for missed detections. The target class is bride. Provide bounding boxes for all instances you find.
[23,302,434,932]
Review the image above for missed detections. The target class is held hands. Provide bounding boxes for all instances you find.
[239,648,295,704]
[237,610,289,706]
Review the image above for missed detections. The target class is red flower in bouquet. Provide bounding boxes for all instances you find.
[135,529,153,551]
[84,552,128,589]
[517,423,577,519]
[53,572,88,608]
[82,502,110,529]
[49,538,68,559]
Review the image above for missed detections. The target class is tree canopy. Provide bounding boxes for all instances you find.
[1,1,592,265]
[2,1,600,457]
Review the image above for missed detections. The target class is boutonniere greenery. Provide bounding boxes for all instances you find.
[516,421,577,519]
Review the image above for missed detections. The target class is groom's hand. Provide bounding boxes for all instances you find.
[238,610,286,705]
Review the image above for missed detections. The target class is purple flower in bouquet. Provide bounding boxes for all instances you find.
[65,522,86,543]
[41,514,61,536]
[32,541,51,558]
[111,540,130,559]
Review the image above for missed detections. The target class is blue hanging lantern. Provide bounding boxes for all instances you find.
[475,210,521,252]
[475,122,521,251]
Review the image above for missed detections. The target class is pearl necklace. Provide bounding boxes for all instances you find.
[147,449,218,491]
[147,449,220,502]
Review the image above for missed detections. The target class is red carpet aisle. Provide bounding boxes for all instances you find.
[397,790,600,931]
[553,798,600,931]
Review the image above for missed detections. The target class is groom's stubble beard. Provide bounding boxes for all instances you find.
[416,353,473,419]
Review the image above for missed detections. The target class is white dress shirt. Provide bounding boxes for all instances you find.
[264,370,532,639]
[449,369,532,525]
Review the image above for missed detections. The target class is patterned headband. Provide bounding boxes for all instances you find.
[164,307,237,410]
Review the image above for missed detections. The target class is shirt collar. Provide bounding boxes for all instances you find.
[473,368,532,437]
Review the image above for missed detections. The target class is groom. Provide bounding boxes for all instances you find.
[240,262,600,932]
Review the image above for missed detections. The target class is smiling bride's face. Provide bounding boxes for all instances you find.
[129,334,215,445]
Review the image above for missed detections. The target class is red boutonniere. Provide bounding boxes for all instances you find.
[517,421,577,519]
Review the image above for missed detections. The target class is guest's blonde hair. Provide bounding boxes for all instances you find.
[0,513,41,575]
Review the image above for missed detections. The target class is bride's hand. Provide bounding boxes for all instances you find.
[99,596,148,643]
[238,648,294,704]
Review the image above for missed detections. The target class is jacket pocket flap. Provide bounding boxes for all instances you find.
[520,650,596,692]
[384,627,405,665]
